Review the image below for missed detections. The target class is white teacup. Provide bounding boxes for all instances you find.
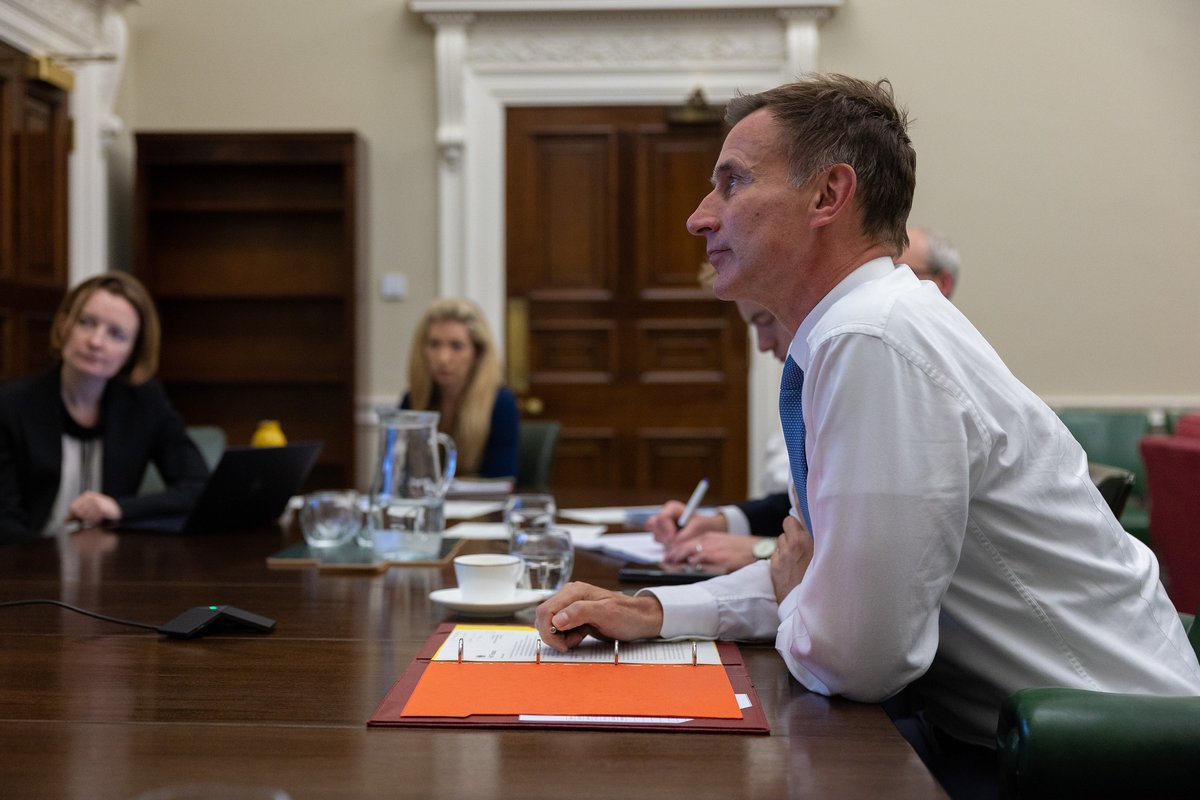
[453,554,524,603]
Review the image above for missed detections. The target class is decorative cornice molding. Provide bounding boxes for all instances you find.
[469,21,784,70]
[0,0,131,53]
[412,1,839,12]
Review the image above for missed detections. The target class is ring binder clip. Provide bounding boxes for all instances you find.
[692,641,698,667]
[458,638,464,664]
[614,640,620,665]
[536,638,542,664]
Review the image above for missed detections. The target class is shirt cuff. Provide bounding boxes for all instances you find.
[637,584,721,640]
[720,504,751,535]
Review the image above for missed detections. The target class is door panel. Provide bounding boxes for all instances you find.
[507,106,746,500]
[0,40,69,382]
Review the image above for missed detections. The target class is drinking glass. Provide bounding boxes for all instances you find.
[299,491,360,548]
[504,493,557,545]
[510,527,574,593]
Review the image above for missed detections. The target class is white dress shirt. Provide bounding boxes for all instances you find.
[647,258,1200,746]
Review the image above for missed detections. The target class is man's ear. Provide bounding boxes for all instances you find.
[810,163,857,229]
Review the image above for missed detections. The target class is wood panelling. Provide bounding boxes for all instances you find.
[508,106,746,498]
[636,319,728,379]
[636,429,727,492]
[529,131,615,293]
[0,39,69,382]
[554,430,619,488]
[635,129,724,296]
[530,319,615,380]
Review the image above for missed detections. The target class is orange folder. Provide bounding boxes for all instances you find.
[400,661,742,719]
[368,624,770,734]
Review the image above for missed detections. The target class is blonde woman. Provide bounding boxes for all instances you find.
[401,298,518,478]
[0,272,209,542]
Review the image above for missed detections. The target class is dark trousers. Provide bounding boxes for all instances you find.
[885,699,999,800]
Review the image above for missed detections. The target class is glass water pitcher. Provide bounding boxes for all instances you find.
[367,409,457,561]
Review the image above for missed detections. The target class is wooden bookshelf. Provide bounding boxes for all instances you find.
[134,132,363,490]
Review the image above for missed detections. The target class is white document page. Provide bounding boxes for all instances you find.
[581,532,663,563]
[432,626,720,665]
[444,500,506,520]
[443,522,606,544]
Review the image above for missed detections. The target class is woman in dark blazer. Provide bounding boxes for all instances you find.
[0,272,208,543]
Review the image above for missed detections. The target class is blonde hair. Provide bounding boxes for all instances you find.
[51,271,161,385]
[407,298,502,475]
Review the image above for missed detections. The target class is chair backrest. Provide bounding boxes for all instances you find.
[1139,434,1200,612]
[1087,462,1136,520]
[138,425,227,495]
[516,420,561,491]
[1057,409,1152,496]
[1173,412,1200,440]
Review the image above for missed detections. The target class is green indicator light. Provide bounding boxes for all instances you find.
[209,605,219,610]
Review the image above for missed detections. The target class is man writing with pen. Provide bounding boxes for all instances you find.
[534,74,1200,798]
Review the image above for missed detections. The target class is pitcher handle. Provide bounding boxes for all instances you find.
[436,432,458,494]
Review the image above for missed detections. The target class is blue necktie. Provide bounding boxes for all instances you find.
[779,356,812,531]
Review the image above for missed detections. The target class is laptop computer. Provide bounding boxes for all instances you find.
[120,441,323,533]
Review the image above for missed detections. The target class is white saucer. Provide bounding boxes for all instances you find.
[429,588,552,617]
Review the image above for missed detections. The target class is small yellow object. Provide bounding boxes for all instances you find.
[251,420,287,447]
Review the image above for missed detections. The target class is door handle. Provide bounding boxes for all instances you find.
[520,397,545,416]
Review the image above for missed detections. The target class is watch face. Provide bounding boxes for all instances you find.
[753,539,777,559]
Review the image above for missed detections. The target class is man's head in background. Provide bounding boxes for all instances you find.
[899,227,960,299]
[699,261,791,362]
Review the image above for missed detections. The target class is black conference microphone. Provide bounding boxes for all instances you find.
[157,605,277,639]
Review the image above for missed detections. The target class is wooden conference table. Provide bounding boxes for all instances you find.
[0,512,945,799]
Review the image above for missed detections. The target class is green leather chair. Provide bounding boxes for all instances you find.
[137,425,227,495]
[996,611,1200,799]
[1057,409,1153,545]
[516,420,561,492]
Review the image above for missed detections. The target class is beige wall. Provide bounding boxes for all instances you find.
[820,0,1200,403]
[116,0,1200,476]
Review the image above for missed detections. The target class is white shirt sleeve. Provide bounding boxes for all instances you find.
[778,332,972,702]
[717,504,751,535]
[639,559,780,641]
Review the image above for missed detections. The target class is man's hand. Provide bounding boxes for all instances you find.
[664,532,758,571]
[648,500,727,546]
[66,492,122,529]
[535,582,665,652]
[769,515,814,603]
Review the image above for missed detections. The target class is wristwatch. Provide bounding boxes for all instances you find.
[752,538,777,559]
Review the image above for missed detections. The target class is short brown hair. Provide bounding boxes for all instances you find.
[725,74,915,253]
[51,271,161,385]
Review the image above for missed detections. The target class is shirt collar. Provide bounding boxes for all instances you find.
[788,257,896,369]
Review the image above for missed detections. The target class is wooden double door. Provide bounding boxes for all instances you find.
[506,106,747,501]
[0,40,70,382]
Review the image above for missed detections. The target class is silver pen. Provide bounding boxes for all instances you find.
[676,478,709,529]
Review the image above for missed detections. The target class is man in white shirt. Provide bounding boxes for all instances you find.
[650,225,962,570]
[535,74,1200,797]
